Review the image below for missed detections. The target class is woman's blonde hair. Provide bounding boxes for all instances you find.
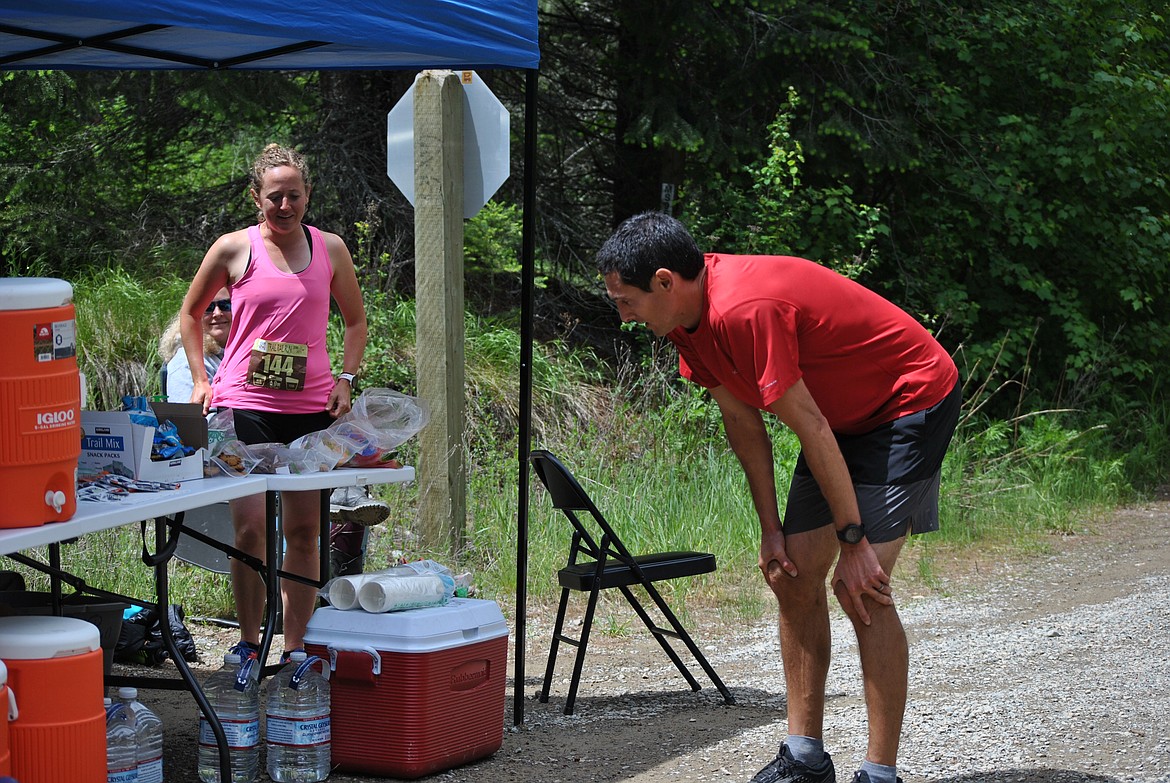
[158,312,219,363]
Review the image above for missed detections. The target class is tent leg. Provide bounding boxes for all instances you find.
[514,66,539,726]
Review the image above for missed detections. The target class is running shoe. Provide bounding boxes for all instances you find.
[749,743,835,783]
[228,640,259,662]
[228,640,260,682]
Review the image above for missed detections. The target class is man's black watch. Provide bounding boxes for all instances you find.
[836,524,866,544]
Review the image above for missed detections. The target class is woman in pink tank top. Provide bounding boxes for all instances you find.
[177,143,369,658]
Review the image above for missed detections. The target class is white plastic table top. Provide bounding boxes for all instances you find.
[264,464,415,493]
[0,465,415,555]
[0,474,268,555]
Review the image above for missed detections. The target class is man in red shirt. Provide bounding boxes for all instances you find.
[598,212,960,783]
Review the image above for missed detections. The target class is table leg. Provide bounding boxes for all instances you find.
[48,543,63,614]
[258,490,281,669]
[153,513,233,783]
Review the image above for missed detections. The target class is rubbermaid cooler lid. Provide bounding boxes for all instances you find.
[0,615,100,660]
[0,277,74,311]
[304,597,508,654]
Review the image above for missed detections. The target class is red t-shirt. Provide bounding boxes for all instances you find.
[670,254,958,434]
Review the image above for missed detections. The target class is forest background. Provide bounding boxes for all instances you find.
[1,0,1167,617]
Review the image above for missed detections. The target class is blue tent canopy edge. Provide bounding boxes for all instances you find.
[0,0,539,70]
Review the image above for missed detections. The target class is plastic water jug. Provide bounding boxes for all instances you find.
[265,651,331,782]
[105,698,138,783]
[197,653,260,783]
[117,687,163,783]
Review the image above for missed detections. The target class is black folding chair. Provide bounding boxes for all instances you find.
[530,449,735,714]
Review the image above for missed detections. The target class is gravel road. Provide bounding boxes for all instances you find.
[149,497,1170,783]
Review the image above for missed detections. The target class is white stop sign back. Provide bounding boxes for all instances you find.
[386,71,510,219]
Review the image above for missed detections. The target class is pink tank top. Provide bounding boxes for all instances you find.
[212,224,335,413]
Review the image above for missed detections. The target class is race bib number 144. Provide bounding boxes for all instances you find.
[247,339,309,392]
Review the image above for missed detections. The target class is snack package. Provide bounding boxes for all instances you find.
[121,395,160,428]
[208,439,259,477]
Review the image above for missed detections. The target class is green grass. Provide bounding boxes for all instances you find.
[73,267,191,409]
[9,271,1166,629]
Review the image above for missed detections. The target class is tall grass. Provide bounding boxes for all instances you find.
[9,274,1165,628]
[73,267,190,408]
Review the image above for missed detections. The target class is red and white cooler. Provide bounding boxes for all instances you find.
[303,597,508,779]
[0,658,13,777]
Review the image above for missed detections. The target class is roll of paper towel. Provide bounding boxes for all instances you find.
[326,566,418,610]
[357,574,449,613]
[326,574,375,610]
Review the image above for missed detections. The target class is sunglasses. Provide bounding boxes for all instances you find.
[204,299,232,314]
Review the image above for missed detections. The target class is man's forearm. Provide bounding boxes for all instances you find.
[714,388,782,532]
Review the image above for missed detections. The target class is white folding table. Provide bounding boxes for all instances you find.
[0,466,415,780]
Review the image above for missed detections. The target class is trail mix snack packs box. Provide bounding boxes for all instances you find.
[79,401,206,483]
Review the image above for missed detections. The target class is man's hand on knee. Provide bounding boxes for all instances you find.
[832,544,894,625]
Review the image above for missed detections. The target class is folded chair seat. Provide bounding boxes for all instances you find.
[530,448,734,715]
[557,550,716,591]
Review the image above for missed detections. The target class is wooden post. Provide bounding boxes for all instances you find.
[414,70,465,555]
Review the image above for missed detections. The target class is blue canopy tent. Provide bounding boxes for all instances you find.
[1,0,541,726]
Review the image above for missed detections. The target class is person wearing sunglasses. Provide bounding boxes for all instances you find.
[159,287,232,403]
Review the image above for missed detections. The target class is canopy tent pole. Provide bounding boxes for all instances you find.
[514,66,537,726]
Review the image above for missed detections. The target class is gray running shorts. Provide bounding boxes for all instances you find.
[782,382,961,544]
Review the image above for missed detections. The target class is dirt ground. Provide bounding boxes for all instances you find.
[128,494,1170,783]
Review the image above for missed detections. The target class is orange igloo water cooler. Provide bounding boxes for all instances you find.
[0,615,106,783]
[0,277,81,528]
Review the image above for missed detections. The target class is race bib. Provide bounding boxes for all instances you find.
[247,339,309,392]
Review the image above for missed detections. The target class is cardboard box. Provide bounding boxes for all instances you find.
[78,401,206,483]
[303,598,509,779]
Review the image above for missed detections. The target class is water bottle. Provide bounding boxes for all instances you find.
[198,652,260,783]
[105,697,139,783]
[118,687,164,783]
[265,651,331,782]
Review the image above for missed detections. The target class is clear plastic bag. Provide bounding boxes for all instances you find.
[205,389,428,476]
[333,389,430,468]
[207,439,260,478]
[203,409,258,477]
[287,426,353,471]
[292,388,429,469]
[246,442,333,475]
[206,408,237,453]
